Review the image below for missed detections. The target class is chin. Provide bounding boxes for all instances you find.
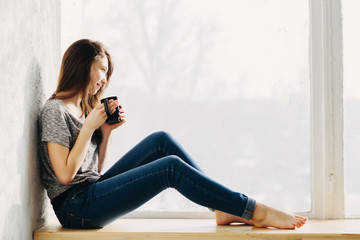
[91,87,99,95]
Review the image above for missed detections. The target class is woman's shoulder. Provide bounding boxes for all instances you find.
[40,98,67,119]
[42,98,65,110]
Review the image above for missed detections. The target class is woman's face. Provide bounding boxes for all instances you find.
[89,56,109,95]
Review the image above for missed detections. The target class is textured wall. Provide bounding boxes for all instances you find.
[0,0,60,239]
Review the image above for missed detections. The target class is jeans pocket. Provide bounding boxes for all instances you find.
[70,190,86,202]
[65,214,101,229]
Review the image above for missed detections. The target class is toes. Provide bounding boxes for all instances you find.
[294,216,307,226]
[295,218,306,228]
[292,217,307,229]
[292,221,299,228]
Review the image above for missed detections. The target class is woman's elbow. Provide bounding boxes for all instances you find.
[57,174,73,186]
[60,179,72,186]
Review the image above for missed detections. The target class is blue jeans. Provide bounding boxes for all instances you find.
[53,131,256,229]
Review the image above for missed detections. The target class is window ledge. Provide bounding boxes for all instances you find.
[34,218,360,240]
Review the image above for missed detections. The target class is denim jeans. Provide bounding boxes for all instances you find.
[53,131,256,229]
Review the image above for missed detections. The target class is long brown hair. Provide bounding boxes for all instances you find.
[51,39,114,117]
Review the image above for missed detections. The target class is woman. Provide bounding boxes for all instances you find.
[38,39,307,229]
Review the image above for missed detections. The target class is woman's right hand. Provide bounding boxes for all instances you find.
[83,103,108,131]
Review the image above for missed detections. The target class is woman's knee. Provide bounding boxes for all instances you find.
[150,130,172,141]
[158,156,187,187]
[146,131,173,149]
[161,155,187,170]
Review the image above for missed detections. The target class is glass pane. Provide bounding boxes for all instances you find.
[343,0,360,218]
[82,0,310,213]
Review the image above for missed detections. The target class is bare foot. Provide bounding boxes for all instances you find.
[215,210,254,226]
[251,203,307,229]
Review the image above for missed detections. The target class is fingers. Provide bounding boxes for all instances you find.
[108,100,126,113]
[96,102,104,110]
[119,105,126,113]
[102,100,127,122]
[96,103,107,117]
[108,100,120,114]
[119,111,126,122]
[118,104,126,121]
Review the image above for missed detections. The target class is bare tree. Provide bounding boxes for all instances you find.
[119,0,216,99]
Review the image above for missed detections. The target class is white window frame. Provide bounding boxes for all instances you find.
[309,0,344,219]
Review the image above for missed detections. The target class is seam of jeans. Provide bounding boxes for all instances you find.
[178,173,251,218]
[88,168,241,215]
[90,169,173,200]
[133,148,163,168]
[175,171,237,209]
[171,170,250,217]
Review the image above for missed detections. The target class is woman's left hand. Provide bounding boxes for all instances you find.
[100,101,126,135]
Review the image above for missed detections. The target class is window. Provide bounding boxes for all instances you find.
[81,0,311,215]
[343,0,360,218]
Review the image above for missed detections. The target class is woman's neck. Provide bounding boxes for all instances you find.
[64,95,81,108]
[56,91,83,118]
[56,91,81,107]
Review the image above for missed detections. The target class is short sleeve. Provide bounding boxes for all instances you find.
[41,104,71,148]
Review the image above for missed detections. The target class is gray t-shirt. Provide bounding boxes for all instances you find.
[38,98,101,200]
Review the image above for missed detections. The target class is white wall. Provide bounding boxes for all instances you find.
[0,0,83,238]
[0,0,60,239]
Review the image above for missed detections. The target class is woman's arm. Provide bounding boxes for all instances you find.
[48,104,108,185]
[48,125,95,185]
[97,131,111,173]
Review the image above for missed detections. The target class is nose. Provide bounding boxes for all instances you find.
[101,77,107,85]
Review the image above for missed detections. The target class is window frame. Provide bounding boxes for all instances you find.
[309,0,344,219]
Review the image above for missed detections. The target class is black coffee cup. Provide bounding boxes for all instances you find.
[100,96,121,124]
